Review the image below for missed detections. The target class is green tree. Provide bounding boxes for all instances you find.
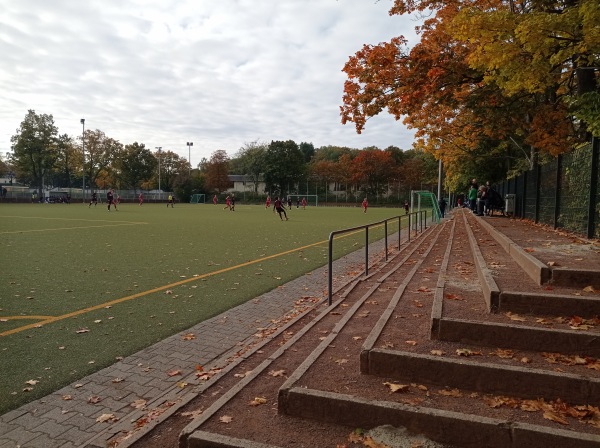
[52,134,78,189]
[114,142,157,192]
[158,150,188,192]
[263,140,305,195]
[232,141,267,192]
[299,142,315,163]
[10,110,58,197]
[84,130,122,191]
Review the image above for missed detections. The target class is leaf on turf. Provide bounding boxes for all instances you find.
[182,333,196,341]
[167,369,182,377]
[583,286,596,293]
[75,328,90,334]
[219,415,233,423]
[445,293,464,301]
[62,395,72,400]
[269,370,286,377]
[25,380,39,386]
[405,340,417,346]
[456,348,482,357]
[88,396,102,404]
[112,377,124,383]
[176,381,188,388]
[335,358,349,365]
[430,350,445,356]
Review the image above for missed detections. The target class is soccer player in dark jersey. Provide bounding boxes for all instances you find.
[273,196,288,221]
[89,192,98,207]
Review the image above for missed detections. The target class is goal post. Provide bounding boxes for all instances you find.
[410,190,441,223]
[190,194,206,204]
[286,194,318,207]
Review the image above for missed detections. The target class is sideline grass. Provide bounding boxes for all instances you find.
[0,202,405,413]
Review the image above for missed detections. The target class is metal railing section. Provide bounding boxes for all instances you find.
[327,210,429,305]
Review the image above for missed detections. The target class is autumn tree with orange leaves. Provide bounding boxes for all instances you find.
[341,0,600,191]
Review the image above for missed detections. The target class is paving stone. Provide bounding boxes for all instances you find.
[32,419,71,438]
[0,427,41,445]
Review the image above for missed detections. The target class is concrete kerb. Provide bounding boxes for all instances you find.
[461,212,500,311]
[431,217,456,339]
[363,349,600,406]
[474,215,551,285]
[281,388,600,448]
[436,317,600,356]
[498,290,600,316]
[187,431,280,448]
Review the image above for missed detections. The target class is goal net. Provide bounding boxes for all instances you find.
[190,194,206,204]
[285,194,318,207]
[410,190,441,223]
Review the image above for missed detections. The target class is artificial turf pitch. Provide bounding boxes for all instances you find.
[0,201,407,414]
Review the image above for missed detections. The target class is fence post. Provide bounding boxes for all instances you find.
[554,155,562,229]
[535,164,541,223]
[365,226,369,277]
[398,216,402,251]
[384,220,388,262]
[328,233,334,305]
[407,214,411,242]
[521,171,527,219]
[588,137,599,239]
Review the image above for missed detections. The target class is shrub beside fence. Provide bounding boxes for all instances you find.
[493,137,600,239]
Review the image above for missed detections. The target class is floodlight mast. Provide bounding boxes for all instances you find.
[187,142,193,174]
[155,147,162,193]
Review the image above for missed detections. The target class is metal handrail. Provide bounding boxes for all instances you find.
[327,210,428,305]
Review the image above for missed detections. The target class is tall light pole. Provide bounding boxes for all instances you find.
[186,142,193,174]
[155,147,162,194]
[80,118,85,202]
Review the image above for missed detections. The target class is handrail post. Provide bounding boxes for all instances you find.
[365,226,369,276]
[407,213,411,242]
[398,216,401,250]
[328,233,334,305]
[384,220,388,262]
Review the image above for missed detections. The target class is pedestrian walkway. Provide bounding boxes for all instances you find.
[0,232,393,448]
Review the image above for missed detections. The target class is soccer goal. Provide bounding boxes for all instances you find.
[410,190,441,223]
[190,194,206,204]
[286,194,318,207]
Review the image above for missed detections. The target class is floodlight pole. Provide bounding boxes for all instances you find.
[187,142,193,174]
[80,118,85,202]
[155,147,162,194]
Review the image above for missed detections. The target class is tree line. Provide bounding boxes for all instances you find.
[341,0,599,192]
[3,109,439,203]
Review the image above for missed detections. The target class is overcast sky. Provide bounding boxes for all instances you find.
[1,0,421,165]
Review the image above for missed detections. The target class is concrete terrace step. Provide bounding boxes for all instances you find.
[274,211,600,448]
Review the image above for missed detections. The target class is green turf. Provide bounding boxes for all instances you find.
[0,202,415,413]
